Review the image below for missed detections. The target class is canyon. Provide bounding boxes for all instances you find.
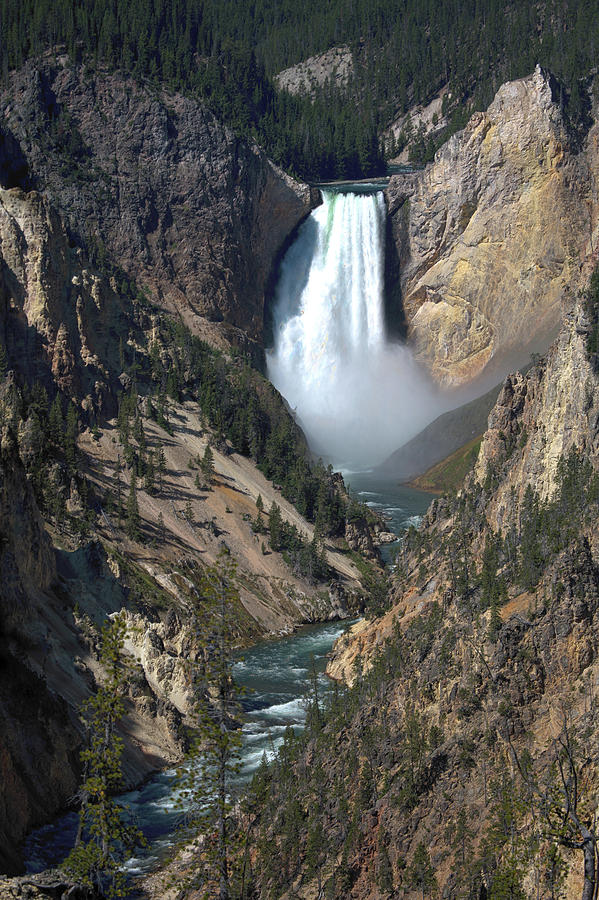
[1,52,599,899]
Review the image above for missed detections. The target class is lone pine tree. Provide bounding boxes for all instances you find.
[63,614,144,898]
[126,471,140,540]
[176,552,244,900]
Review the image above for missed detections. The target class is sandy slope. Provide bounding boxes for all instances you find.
[80,400,362,634]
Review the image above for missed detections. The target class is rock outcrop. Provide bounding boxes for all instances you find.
[0,186,126,406]
[386,66,599,388]
[472,301,599,526]
[384,88,449,164]
[0,59,316,351]
[0,869,98,899]
[275,46,353,98]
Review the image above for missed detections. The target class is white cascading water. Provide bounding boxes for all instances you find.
[267,189,443,470]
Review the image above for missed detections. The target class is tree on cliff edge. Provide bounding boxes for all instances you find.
[176,552,243,900]
[63,614,144,898]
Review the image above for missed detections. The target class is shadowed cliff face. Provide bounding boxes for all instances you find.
[386,66,599,389]
[0,448,79,875]
[0,60,314,352]
[0,186,131,412]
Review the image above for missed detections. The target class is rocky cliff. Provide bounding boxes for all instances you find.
[0,448,78,876]
[0,442,185,873]
[386,66,599,389]
[275,46,353,98]
[329,291,599,678]
[472,301,599,520]
[0,184,130,410]
[0,59,316,353]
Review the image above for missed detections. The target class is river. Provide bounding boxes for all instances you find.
[344,470,435,564]
[23,477,434,875]
[23,620,356,874]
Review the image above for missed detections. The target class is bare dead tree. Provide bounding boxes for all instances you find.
[506,718,598,900]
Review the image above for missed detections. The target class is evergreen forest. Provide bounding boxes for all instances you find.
[1,0,598,180]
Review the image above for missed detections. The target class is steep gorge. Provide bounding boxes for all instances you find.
[0,62,377,874]
[3,52,599,897]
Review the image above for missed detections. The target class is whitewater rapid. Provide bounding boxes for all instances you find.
[267,189,443,469]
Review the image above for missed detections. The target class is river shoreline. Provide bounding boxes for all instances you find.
[20,471,434,879]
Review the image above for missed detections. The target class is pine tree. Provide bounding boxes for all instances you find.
[133,413,144,449]
[201,443,215,485]
[126,471,140,540]
[0,341,7,378]
[117,394,131,448]
[65,401,79,472]
[268,502,282,551]
[253,493,265,533]
[488,596,503,641]
[156,394,169,432]
[407,843,437,900]
[62,614,145,897]
[114,455,123,523]
[143,450,155,494]
[304,818,327,895]
[184,499,193,523]
[157,447,166,492]
[376,844,394,895]
[176,553,243,900]
[166,369,179,401]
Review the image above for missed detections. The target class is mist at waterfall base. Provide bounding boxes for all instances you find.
[267,189,445,471]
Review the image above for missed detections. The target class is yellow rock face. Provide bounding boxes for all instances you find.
[0,186,119,403]
[387,66,598,388]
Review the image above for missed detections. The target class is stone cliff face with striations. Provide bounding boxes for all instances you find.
[0,59,316,353]
[386,66,599,388]
[0,185,129,409]
[472,301,599,528]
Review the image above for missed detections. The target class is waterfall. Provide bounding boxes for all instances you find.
[267,189,442,470]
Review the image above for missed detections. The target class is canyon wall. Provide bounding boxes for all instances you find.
[387,66,599,388]
[310,292,599,899]
[0,171,365,869]
[0,59,316,353]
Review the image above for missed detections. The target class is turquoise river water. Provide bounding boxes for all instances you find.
[23,479,434,875]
